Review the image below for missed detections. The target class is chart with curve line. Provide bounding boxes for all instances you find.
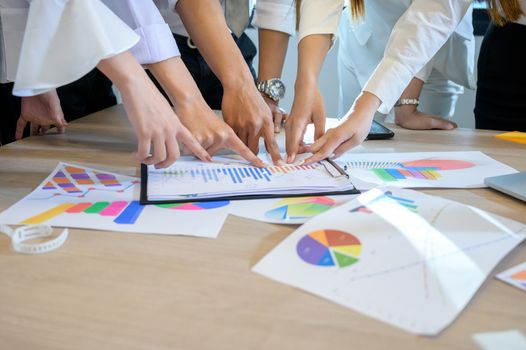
[336,151,517,189]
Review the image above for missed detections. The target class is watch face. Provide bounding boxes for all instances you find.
[268,79,285,100]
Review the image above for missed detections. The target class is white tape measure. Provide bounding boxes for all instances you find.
[0,224,68,254]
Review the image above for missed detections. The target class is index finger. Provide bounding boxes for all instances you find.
[15,117,28,140]
[262,122,283,165]
[227,134,267,167]
[285,120,307,163]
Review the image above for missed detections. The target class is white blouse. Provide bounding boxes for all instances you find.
[253,0,473,114]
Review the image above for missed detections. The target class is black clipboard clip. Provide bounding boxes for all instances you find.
[321,158,349,179]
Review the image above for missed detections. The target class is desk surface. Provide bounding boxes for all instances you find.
[1,105,525,350]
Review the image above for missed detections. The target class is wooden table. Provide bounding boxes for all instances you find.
[1,105,525,350]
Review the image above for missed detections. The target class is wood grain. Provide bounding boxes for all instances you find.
[0,105,525,350]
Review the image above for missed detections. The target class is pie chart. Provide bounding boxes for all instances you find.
[297,230,361,268]
[156,200,230,211]
[265,197,336,221]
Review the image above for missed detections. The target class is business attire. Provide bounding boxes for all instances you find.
[0,0,126,145]
[154,0,258,110]
[337,1,475,122]
[254,0,473,119]
[474,1,526,131]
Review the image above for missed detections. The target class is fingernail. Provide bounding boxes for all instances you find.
[286,155,293,163]
[276,159,285,166]
[275,127,280,133]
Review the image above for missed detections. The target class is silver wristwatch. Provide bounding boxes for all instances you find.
[257,78,285,102]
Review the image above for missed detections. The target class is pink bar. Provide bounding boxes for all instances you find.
[408,169,425,179]
[100,201,129,217]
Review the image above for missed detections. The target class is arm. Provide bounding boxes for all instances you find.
[305,0,472,164]
[146,57,265,167]
[97,51,210,167]
[394,77,457,130]
[258,29,289,132]
[175,0,282,164]
[253,0,296,132]
[285,34,332,162]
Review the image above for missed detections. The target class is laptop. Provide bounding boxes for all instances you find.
[484,172,526,202]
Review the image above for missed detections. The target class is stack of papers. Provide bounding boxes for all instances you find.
[143,156,358,203]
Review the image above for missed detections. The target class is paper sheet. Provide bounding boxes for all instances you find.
[496,262,526,292]
[495,131,526,145]
[335,151,517,189]
[229,194,358,224]
[146,154,356,201]
[0,163,229,238]
[253,187,526,335]
[473,330,526,350]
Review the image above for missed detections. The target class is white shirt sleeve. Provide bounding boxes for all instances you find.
[102,0,180,64]
[12,0,139,97]
[297,0,343,43]
[363,0,472,114]
[253,0,296,36]
[0,3,28,83]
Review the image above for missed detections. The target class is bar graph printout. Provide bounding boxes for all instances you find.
[145,155,358,202]
[336,151,517,189]
[0,163,230,237]
[252,187,526,335]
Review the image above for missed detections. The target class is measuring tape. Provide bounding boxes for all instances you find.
[0,224,68,254]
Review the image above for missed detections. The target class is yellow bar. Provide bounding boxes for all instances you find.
[21,203,75,225]
[421,170,436,180]
[427,169,441,179]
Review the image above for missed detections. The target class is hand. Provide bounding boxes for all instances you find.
[303,91,380,165]
[262,95,288,133]
[284,86,326,163]
[221,85,282,164]
[97,52,210,168]
[175,97,266,167]
[394,105,457,130]
[16,90,67,140]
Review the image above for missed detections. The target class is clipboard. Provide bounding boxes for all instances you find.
[139,160,360,205]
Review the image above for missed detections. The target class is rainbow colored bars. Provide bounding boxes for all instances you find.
[21,201,144,225]
[95,172,121,187]
[347,159,476,182]
[66,166,95,185]
[52,171,82,193]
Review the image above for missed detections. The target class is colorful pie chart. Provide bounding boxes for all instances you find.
[297,230,361,268]
[265,197,336,221]
[156,200,230,211]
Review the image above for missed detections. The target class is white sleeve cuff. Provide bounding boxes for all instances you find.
[363,58,414,115]
[13,0,139,97]
[132,23,180,64]
[253,2,296,36]
[298,0,343,43]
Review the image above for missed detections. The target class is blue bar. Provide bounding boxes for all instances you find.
[249,167,261,179]
[386,169,405,180]
[263,174,271,182]
[243,168,250,177]
[227,168,238,183]
[114,201,145,224]
[239,169,246,178]
[202,171,208,183]
[222,168,227,175]
[190,170,195,178]
[263,168,272,176]
[211,169,219,182]
[232,168,243,183]
[386,194,415,204]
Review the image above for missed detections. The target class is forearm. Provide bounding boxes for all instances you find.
[97,51,149,95]
[146,57,202,106]
[176,0,253,89]
[258,29,289,81]
[295,34,331,89]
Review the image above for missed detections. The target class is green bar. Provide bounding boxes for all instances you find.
[84,202,110,214]
[372,169,396,182]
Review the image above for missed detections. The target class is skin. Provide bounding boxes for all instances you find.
[97,51,211,168]
[394,78,457,130]
[146,56,266,167]
[258,29,290,133]
[176,0,282,164]
[15,89,67,140]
